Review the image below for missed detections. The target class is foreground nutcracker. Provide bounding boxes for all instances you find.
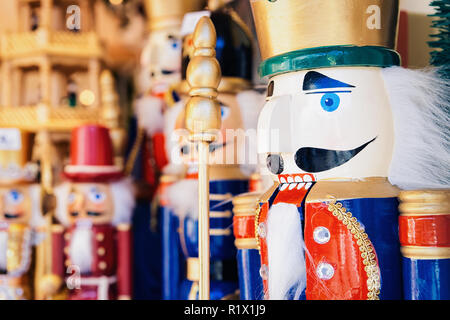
[160,5,264,299]
[244,0,449,300]
[51,125,135,300]
[0,129,43,299]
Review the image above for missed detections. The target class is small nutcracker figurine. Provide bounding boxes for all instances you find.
[159,4,265,300]
[133,0,207,189]
[51,125,135,300]
[243,0,449,300]
[0,128,43,300]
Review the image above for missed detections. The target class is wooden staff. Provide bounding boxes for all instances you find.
[184,17,222,300]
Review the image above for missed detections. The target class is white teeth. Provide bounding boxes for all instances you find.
[304,182,312,190]
[288,183,297,190]
[287,176,294,183]
[297,183,304,190]
[280,183,289,191]
[304,175,313,182]
[280,177,287,184]
[294,176,303,183]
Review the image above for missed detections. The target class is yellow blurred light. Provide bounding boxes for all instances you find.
[79,90,95,106]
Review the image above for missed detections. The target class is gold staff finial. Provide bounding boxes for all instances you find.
[185,16,221,300]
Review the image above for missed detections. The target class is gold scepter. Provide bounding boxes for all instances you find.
[185,17,222,300]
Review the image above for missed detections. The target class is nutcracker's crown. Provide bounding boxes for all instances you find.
[250,0,401,77]
[144,0,207,31]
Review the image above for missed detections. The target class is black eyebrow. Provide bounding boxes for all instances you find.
[303,71,355,91]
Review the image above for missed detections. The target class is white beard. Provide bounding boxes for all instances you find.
[69,221,93,274]
[0,231,7,271]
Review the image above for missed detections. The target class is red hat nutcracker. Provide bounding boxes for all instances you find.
[51,125,135,300]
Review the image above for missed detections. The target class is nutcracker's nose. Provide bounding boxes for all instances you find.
[257,95,294,154]
[266,153,284,174]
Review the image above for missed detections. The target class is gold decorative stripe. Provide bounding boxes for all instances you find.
[51,224,64,233]
[399,190,450,203]
[187,258,199,282]
[327,197,380,300]
[210,211,232,218]
[400,211,449,217]
[234,238,258,250]
[210,228,231,236]
[117,224,131,231]
[210,193,232,201]
[65,164,122,174]
[232,192,261,217]
[307,178,400,203]
[399,203,449,216]
[401,246,450,260]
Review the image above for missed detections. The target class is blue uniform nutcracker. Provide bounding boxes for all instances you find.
[159,2,264,300]
[242,0,450,300]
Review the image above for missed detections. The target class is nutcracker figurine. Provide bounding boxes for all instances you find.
[133,0,207,189]
[0,128,43,300]
[160,5,265,300]
[245,0,449,300]
[52,125,135,300]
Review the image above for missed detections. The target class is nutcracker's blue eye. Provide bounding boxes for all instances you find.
[7,190,24,204]
[172,42,178,49]
[320,93,340,112]
[88,188,106,204]
[221,105,230,120]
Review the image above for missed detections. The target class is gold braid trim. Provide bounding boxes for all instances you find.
[327,197,381,300]
[254,203,262,253]
[124,127,145,176]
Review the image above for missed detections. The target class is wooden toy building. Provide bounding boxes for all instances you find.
[0,0,125,185]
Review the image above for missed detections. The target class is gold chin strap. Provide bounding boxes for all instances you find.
[185,16,222,300]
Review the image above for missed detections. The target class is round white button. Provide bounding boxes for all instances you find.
[258,222,267,238]
[313,226,330,244]
[316,262,335,280]
[259,265,268,280]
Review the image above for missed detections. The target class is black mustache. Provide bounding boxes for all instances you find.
[161,69,175,75]
[295,137,377,173]
[4,213,20,219]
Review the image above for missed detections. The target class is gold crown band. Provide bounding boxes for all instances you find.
[251,0,399,61]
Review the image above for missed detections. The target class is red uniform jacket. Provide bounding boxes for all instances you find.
[52,224,132,300]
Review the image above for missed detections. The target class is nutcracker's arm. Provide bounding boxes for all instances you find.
[152,133,169,172]
[50,224,66,278]
[232,193,264,300]
[117,224,133,300]
[398,190,450,300]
